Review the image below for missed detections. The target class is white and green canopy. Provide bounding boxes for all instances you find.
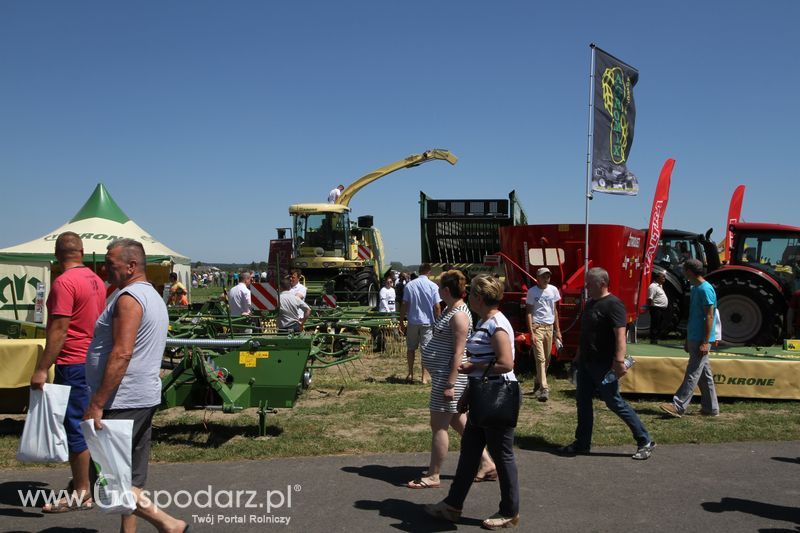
[0,184,190,322]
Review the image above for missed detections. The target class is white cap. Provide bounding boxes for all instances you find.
[536,267,551,276]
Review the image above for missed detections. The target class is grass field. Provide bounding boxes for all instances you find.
[2,331,799,469]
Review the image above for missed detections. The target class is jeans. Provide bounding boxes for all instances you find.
[671,340,719,414]
[575,359,652,449]
[445,420,519,518]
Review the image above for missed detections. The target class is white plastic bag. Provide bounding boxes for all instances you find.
[81,419,136,514]
[16,383,71,463]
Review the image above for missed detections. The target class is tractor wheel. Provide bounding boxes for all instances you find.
[662,283,682,335]
[352,269,379,308]
[715,276,784,345]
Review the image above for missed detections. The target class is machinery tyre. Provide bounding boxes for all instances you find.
[714,276,783,345]
[353,269,379,308]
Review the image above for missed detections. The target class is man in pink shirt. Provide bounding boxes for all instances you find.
[30,232,105,512]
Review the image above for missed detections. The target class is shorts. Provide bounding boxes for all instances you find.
[102,406,158,488]
[54,364,90,454]
[406,324,433,351]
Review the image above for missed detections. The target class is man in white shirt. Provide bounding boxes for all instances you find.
[227,272,252,316]
[378,273,396,312]
[327,184,344,203]
[647,272,669,344]
[399,264,441,383]
[526,267,561,402]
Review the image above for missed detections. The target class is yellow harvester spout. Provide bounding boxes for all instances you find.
[335,149,457,207]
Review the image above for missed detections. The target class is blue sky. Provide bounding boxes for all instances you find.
[1,1,797,265]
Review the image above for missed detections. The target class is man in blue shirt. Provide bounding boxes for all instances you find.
[660,258,720,417]
[398,263,441,383]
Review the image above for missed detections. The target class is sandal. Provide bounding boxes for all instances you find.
[42,496,94,513]
[474,469,498,482]
[407,477,440,489]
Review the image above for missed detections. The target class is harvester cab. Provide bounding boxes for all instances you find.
[272,149,458,306]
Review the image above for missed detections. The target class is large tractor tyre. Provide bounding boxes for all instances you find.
[714,277,784,346]
[662,283,683,336]
[352,270,379,308]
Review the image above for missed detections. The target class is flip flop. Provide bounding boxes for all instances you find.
[407,478,440,489]
[42,497,94,513]
[474,469,498,482]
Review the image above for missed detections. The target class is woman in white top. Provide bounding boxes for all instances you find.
[424,274,520,530]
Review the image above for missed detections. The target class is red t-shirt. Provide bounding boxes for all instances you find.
[46,266,106,365]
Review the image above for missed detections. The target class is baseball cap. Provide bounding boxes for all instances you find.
[536,267,551,276]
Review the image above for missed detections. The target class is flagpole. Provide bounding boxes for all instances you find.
[583,43,596,301]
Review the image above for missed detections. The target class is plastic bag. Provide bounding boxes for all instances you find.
[81,419,136,514]
[16,383,71,463]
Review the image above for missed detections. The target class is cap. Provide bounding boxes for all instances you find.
[536,267,551,276]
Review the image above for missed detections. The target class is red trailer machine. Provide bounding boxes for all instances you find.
[498,223,646,363]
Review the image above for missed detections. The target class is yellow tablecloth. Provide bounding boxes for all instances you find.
[0,339,52,388]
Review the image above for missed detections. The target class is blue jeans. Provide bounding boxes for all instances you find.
[574,359,651,449]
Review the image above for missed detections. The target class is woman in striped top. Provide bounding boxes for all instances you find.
[424,274,521,530]
[407,270,495,490]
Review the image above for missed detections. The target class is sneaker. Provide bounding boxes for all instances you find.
[531,384,541,397]
[557,442,590,456]
[538,388,549,402]
[482,513,520,530]
[700,409,720,417]
[659,403,682,418]
[632,441,656,460]
[423,500,461,522]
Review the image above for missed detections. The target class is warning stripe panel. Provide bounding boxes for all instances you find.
[358,245,371,260]
[251,282,278,310]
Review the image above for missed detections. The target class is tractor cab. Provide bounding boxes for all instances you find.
[730,224,800,293]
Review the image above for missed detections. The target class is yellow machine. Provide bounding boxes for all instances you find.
[270,149,458,306]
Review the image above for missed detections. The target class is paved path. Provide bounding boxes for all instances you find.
[1,441,798,532]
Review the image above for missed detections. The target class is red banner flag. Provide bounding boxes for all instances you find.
[638,159,675,310]
[724,185,745,263]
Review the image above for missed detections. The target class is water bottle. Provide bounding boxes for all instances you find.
[601,355,635,385]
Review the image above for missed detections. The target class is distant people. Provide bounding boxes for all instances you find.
[260,270,268,282]
[399,264,441,383]
[378,273,396,312]
[424,274,520,529]
[408,270,495,490]
[395,271,409,310]
[84,238,187,532]
[277,276,310,333]
[525,267,561,402]
[30,232,105,512]
[228,272,253,316]
[660,259,720,418]
[174,287,188,306]
[168,272,187,306]
[328,184,345,203]
[560,267,655,460]
[647,272,669,343]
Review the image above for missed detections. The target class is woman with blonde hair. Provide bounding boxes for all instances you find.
[407,270,495,489]
[424,274,521,530]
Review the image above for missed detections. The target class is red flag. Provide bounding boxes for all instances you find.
[638,159,675,310]
[724,185,745,263]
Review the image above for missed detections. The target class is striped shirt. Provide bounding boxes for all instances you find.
[422,303,471,412]
[465,312,517,382]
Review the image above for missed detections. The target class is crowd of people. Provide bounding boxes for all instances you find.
[30,236,725,530]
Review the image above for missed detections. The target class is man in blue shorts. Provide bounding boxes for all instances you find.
[31,232,106,512]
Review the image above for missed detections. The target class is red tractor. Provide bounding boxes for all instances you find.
[707,222,800,345]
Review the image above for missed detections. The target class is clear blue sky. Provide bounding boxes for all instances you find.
[2,1,797,265]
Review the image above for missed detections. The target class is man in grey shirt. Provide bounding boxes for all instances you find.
[84,239,186,532]
[278,275,311,333]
